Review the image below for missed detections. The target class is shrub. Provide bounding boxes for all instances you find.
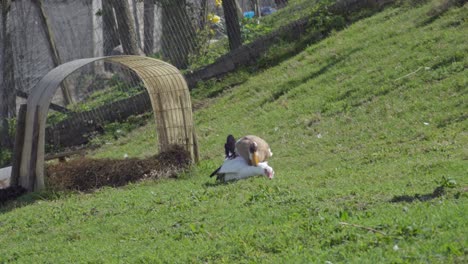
[0,148,12,168]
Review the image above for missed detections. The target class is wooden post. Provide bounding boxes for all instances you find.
[10,104,27,187]
[179,96,189,152]
[156,94,169,150]
[16,89,70,113]
[27,106,40,192]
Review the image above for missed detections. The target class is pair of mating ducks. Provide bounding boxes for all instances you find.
[210,135,275,182]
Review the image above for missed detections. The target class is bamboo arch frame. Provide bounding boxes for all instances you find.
[18,56,198,191]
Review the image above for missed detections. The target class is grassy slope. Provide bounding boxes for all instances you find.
[1,2,467,263]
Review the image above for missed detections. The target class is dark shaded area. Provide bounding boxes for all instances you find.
[390,186,446,203]
[0,186,27,204]
[45,92,151,149]
[202,181,228,188]
[205,80,248,98]
[46,145,191,192]
[418,0,467,26]
[436,113,467,128]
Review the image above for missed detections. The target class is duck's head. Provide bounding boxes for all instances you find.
[249,142,259,166]
[258,163,274,179]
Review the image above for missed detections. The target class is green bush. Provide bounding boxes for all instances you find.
[241,18,273,43]
[0,148,11,168]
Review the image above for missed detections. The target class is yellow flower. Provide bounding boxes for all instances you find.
[215,0,222,8]
[212,15,220,23]
[208,13,221,24]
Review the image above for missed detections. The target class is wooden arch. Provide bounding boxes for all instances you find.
[19,56,198,191]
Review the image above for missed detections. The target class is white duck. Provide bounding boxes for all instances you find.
[214,156,274,182]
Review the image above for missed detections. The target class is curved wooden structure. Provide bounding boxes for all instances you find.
[19,56,198,191]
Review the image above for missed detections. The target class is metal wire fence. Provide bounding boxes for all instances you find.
[3,0,282,99]
[0,0,290,166]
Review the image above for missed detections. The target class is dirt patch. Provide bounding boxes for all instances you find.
[46,145,191,192]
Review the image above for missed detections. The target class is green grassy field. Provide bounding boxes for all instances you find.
[1,1,467,263]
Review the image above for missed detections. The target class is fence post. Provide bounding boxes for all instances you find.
[10,104,27,187]
[27,106,40,192]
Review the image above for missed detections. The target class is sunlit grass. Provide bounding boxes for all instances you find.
[0,2,467,263]
[88,121,159,160]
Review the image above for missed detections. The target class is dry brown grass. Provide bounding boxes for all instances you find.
[46,145,191,191]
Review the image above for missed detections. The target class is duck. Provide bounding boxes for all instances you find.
[209,134,274,180]
[235,135,273,166]
[215,156,274,182]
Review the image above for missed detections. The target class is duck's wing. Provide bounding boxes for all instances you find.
[218,157,248,173]
[223,165,266,182]
[210,157,247,178]
[209,166,222,177]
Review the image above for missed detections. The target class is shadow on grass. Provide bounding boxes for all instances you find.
[389,186,446,203]
[202,181,229,188]
[0,188,70,213]
[0,186,27,205]
[259,47,363,107]
[417,0,466,27]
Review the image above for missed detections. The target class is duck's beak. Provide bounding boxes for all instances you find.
[251,152,259,166]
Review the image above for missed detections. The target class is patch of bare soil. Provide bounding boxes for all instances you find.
[46,145,191,192]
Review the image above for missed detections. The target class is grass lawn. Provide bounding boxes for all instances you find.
[1,1,467,263]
